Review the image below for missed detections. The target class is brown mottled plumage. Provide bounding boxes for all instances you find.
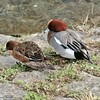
[6,41,44,63]
[6,41,55,70]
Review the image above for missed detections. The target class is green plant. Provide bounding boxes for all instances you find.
[24,91,46,100]
[0,44,6,56]
[48,64,80,81]
[67,91,99,100]
[0,63,28,81]
[43,47,55,57]
[78,55,100,76]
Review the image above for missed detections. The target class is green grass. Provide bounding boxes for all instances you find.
[28,47,100,99]
[12,63,81,98]
[66,90,100,100]
[43,47,69,66]
[0,44,5,55]
[43,47,100,77]
[0,47,99,100]
[0,63,29,81]
[43,47,56,57]
[77,55,100,76]
[24,91,46,100]
[0,44,11,56]
[47,64,81,81]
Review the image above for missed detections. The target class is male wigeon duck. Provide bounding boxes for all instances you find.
[6,41,55,70]
[44,19,92,63]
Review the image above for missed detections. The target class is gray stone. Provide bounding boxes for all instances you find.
[0,56,18,69]
[0,34,15,44]
[13,71,47,84]
[89,27,100,42]
[0,83,26,100]
[89,27,100,35]
[64,72,100,97]
[0,0,100,35]
[54,97,76,100]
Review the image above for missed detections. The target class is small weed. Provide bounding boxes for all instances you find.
[14,80,51,99]
[47,63,81,82]
[43,47,56,57]
[77,55,100,76]
[66,91,99,100]
[43,47,69,66]
[24,91,46,100]
[15,64,81,97]
[14,80,32,91]
[35,64,81,96]
[0,44,6,56]
[87,41,100,48]
[0,63,28,81]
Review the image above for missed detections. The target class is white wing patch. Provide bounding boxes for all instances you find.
[53,36,75,59]
[54,37,62,45]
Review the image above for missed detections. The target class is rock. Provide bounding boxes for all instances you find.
[13,71,47,84]
[63,72,100,97]
[0,16,100,100]
[54,97,76,100]
[0,56,18,69]
[88,27,100,42]
[0,33,49,50]
[0,83,26,100]
[0,34,15,44]
[89,27,100,35]
[0,0,100,35]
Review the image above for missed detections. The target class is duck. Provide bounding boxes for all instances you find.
[44,19,92,63]
[6,41,44,63]
[6,40,55,70]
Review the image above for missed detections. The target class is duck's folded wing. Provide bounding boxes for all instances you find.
[53,30,88,53]
[12,48,30,63]
[28,52,44,62]
[53,30,91,61]
[66,29,81,39]
[14,42,44,62]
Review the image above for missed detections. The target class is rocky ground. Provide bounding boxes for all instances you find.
[0,26,100,100]
[0,0,100,35]
[0,0,100,99]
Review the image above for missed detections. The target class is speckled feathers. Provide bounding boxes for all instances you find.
[6,41,44,63]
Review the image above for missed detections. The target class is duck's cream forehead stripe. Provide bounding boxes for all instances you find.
[47,19,53,25]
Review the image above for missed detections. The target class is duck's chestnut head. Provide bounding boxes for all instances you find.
[6,40,19,50]
[48,19,67,32]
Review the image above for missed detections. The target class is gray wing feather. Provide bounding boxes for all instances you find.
[53,29,86,52]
